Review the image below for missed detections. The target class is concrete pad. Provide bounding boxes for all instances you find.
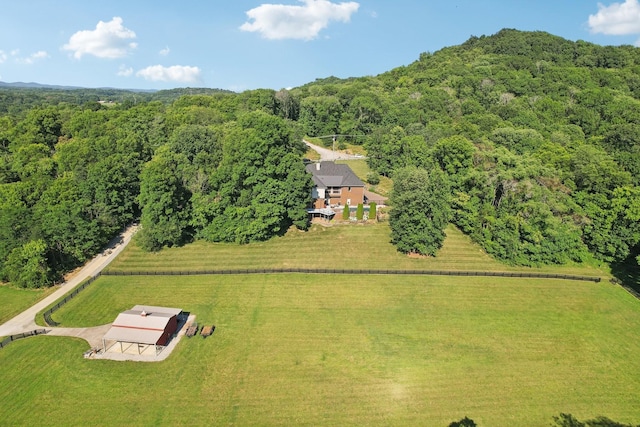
[90,315,196,362]
[46,324,113,349]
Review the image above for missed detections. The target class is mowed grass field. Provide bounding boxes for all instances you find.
[1,274,640,426]
[1,222,635,426]
[106,223,608,278]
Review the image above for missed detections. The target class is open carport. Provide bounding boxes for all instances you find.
[102,305,183,356]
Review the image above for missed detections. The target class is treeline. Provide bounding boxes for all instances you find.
[2,28,640,287]
[290,29,640,267]
[0,86,233,115]
[0,92,310,287]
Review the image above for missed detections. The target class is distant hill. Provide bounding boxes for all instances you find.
[0,81,157,92]
[0,81,84,90]
[0,81,235,96]
[0,83,235,113]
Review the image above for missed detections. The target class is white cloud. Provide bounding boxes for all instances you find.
[32,51,49,60]
[117,65,134,77]
[16,50,50,65]
[159,46,170,56]
[240,0,360,40]
[63,17,137,59]
[0,50,7,63]
[136,65,202,83]
[588,0,640,35]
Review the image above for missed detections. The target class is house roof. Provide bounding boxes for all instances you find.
[364,189,388,204]
[305,161,364,189]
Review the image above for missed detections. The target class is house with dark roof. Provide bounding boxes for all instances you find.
[305,161,365,211]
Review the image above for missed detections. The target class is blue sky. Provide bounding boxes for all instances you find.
[1,0,639,91]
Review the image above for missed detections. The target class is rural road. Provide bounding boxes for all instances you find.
[0,224,139,342]
[304,139,364,161]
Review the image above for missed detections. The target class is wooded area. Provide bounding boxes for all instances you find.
[1,28,639,287]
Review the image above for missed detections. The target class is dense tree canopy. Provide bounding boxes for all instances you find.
[296,29,640,267]
[0,86,314,285]
[2,28,640,286]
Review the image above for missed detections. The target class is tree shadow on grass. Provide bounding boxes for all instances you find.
[610,253,640,295]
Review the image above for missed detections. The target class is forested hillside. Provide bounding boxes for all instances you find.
[1,28,639,288]
[293,29,640,268]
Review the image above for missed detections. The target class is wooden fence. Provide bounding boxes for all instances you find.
[0,329,48,350]
[0,268,612,351]
[42,273,101,327]
[103,268,601,282]
[36,268,601,328]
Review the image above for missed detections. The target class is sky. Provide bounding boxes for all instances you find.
[1,0,639,91]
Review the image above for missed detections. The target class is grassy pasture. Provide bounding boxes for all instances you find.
[106,223,607,278]
[2,274,640,426]
[0,285,51,325]
[1,222,632,426]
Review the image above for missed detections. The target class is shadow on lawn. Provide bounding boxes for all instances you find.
[610,253,640,295]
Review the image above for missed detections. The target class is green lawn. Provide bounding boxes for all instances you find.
[106,223,608,279]
[1,222,633,426]
[2,274,640,426]
[0,285,50,325]
[337,158,393,196]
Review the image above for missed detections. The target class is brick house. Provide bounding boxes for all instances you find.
[305,161,365,210]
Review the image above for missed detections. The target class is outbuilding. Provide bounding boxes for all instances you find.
[102,305,183,355]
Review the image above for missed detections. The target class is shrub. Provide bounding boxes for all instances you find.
[448,417,477,427]
[369,202,377,220]
[366,172,380,185]
[342,204,350,220]
[356,203,364,220]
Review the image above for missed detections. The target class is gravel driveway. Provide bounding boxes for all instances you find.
[0,225,139,339]
[304,139,364,161]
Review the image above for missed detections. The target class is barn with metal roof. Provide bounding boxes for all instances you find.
[102,305,183,355]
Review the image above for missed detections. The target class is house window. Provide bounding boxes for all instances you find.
[348,186,351,191]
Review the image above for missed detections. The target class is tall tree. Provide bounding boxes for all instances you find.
[137,147,192,251]
[390,167,451,256]
[198,112,311,243]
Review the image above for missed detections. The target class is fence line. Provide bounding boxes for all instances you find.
[102,268,601,283]
[38,268,602,327]
[42,273,102,327]
[0,329,48,350]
